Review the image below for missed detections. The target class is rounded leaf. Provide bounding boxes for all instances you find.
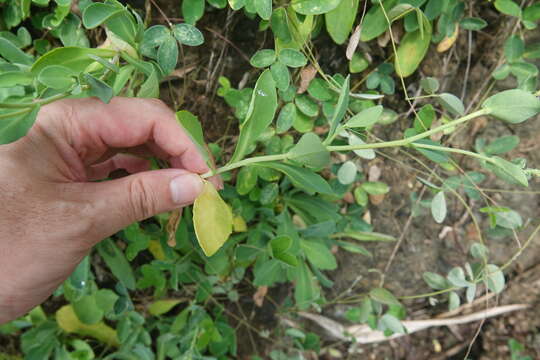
[172,23,204,46]
[250,49,276,68]
[193,181,233,256]
[278,48,308,68]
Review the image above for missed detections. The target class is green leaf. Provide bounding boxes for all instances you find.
[288,132,330,168]
[236,166,258,195]
[484,135,519,155]
[504,35,524,62]
[228,0,245,10]
[0,71,34,88]
[447,267,470,287]
[37,65,76,90]
[470,242,489,259]
[295,262,320,309]
[291,0,341,15]
[82,3,123,29]
[260,183,279,204]
[147,299,182,316]
[182,0,205,24]
[349,134,376,160]
[269,235,292,255]
[487,156,528,187]
[413,104,435,132]
[437,93,465,116]
[142,25,170,53]
[0,37,33,65]
[96,238,136,290]
[459,17,487,30]
[301,239,337,270]
[172,23,204,46]
[485,264,505,294]
[380,314,405,334]
[326,75,350,141]
[482,89,540,124]
[0,106,39,145]
[157,36,178,75]
[337,161,357,185]
[448,291,460,311]
[230,70,277,162]
[354,186,368,206]
[349,53,370,73]
[253,259,282,286]
[423,272,448,290]
[72,294,104,325]
[337,241,372,257]
[278,48,307,68]
[495,209,523,229]
[361,181,390,195]
[431,191,447,224]
[344,105,383,128]
[250,49,276,68]
[325,0,359,44]
[252,162,334,195]
[84,74,113,104]
[31,47,116,75]
[137,67,159,98]
[420,77,439,94]
[308,78,333,101]
[270,61,290,91]
[395,15,432,78]
[494,0,522,18]
[295,94,319,117]
[271,8,292,42]
[369,288,401,306]
[360,0,399,41]
[254,0,272,20]
[276,102,296,133]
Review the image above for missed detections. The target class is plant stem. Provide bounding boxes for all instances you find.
[0,107,34,120]
[205,109,490,178]
[0,92,70,109]
[327,109,490,152]
[201,153,288,178]
[412,142,493,163]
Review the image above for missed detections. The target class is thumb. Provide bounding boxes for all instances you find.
[85,169,204,239]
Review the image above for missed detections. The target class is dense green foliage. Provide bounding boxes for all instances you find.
[0,0,540,358]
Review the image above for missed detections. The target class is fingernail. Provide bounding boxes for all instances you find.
[170,174,203,205]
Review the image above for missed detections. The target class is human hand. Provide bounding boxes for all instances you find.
[0,97,216,323]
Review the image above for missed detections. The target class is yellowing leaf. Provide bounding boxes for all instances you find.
[148,239,166,260]
[56,305,119,347]
[437,24,458,53]
[233,215,247,232]
[395,16,432,78]
[193,181,233,256]
[147,299,183,316]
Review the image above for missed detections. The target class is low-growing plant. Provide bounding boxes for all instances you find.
[1,0,539,358]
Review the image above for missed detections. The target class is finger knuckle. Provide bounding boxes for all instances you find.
[127,177,157,221]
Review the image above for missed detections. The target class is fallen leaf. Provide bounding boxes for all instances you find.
[253,286,268,307]
[298,65,317,94]
[346,25,362,60]
[437,24,459,53]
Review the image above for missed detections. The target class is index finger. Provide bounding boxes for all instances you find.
[46,97,209,174]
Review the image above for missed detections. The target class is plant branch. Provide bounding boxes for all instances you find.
[0,92,70,109]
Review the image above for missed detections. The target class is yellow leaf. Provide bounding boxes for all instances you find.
[147,299,183,316]
[148,239,165,260]
[193,181,233,256]
[395,17,432,78]
[56,305,119,347]
[437,24,459,53]
[233,215,247,232]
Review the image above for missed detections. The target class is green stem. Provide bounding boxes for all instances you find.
[204,109,490,178]
[0,92,70,109]
[412,143,493,163]
[201,153,288,178]
[327,109,489,152]
[0,107,34,120]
